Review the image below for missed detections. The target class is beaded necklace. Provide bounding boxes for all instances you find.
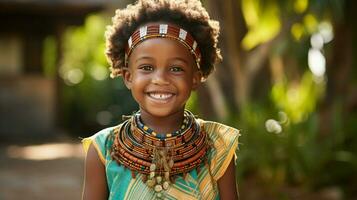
[134,111,191,139]
[111,110,211,196]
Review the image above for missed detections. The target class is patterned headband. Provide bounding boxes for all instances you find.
[125,24,202,70]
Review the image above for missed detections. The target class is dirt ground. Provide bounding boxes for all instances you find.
[0,136,85,200]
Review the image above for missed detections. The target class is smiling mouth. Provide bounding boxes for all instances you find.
[147,92,174,101]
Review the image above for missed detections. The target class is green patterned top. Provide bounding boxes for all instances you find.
[82,119,240,200]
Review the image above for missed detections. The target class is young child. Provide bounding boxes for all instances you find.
[82,0,240,199]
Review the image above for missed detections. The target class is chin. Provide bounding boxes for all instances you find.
[148,109,175,118]
[141,107,184,118]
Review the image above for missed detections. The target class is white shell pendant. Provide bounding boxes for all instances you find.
[154,185,163,192]
[163,181,170,190]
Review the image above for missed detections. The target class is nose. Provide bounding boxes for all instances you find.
[151,69,170,85]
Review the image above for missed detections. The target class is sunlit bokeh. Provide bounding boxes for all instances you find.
[319,21,334,43]
[310,33,324,50]
[278,111,289,124]
[303,14,318,34]
[90,65,108,81]
[65,68,84,85]
[265,119,282,134]
[291,23,304,41]
[6,143,84,161]
[307,21,334,79]
[294,0,308,14]
[241,0,281,50]
[308,48,326,77]
[96,110,113,126]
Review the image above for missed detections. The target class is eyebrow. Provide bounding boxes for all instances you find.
[168,57,189,65]
[135,56,154,64]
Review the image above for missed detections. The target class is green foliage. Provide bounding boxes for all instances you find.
[234,101,357,197]
[218,0,355,197]
[43,36,57,78]
[271,71,325,123]
[241,0,281,50]
[186,91,199,114]
[58,14,137,134]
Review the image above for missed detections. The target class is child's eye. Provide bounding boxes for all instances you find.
[139,65,153,71]
[170,66,184,72]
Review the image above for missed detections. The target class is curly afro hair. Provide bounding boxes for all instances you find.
[105,0,222,79]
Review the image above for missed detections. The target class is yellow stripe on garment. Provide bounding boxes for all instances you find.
[124,173,202,200]
[81,137,106,164]
[214,138,238,180]
[198,168,217,200]
[124,174,155,200]
[166,186,198,200]
[200,120,240,181]
[81,137,92,153]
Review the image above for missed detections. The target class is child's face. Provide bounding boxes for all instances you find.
[123,34,201,118]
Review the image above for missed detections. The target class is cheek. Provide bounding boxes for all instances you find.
[130,75,150,95]
[177,79,194,95]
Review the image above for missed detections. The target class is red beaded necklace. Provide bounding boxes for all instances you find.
[111,111,211,193]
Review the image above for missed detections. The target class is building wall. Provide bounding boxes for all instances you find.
[0,33,56,139]
[0,76,55,138]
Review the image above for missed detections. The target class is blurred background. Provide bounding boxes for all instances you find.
[0,0,356,199]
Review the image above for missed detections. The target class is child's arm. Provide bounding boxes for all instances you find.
[217,158,239,200]
[82,144,108,200]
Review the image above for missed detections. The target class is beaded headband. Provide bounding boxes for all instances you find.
[125,24,202,70]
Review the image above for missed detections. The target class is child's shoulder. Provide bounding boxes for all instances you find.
[90,125,120,140]
[81,121,125,160]
[84,124,120,143]
[197,119,240,138]
[197,119,241,180]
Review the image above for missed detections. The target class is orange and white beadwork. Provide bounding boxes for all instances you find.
[125,24,202,70]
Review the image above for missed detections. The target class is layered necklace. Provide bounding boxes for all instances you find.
[111,110,211,195]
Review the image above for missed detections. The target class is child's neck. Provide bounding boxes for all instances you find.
[139,109,185,134]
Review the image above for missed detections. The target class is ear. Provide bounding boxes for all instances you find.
[192,70,202,90]
[122,68,133,90]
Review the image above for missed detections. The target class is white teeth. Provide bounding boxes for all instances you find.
[149,93,173,100]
